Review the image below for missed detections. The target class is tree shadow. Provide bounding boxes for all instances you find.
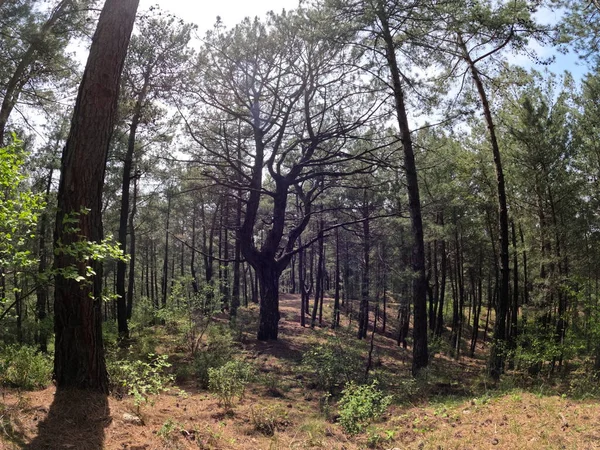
[24,388,110,450]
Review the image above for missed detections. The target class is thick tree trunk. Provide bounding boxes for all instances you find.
[256,262,281,340]
[53,0,139,392]
[377,5,428,374]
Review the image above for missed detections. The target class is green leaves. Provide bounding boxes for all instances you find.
[0,138,45,274]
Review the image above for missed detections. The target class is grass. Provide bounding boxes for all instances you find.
[2,294,600,449]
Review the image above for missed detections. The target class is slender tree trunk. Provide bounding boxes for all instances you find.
[377,4,428,374]
[0,0,74,145]
[231,195,242,317]
[36,168,53,352]
[53,0,139,392]
[459,35,510,380]
[312,218,325,328]
[126,172,138,320]
[435,215,447,337]
[332,225,341,329]
[161,190,171,308]
[358,199,370,340]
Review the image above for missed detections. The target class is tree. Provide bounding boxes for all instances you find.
[53,0,139,392]
[0,0,90,144]
[186,9,377,339]
[115,10,194,340]
[324,0,432,373]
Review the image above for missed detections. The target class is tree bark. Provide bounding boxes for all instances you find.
[53,0,139,392]
[377,4,428,374]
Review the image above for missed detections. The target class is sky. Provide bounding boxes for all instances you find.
[137,0,588,81]
[139,0,301,34]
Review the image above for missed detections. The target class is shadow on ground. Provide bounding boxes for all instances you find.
[24,388,110,450]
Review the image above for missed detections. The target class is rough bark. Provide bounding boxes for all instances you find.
[53,0,139,392]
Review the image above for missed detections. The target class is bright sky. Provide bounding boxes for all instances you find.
[138,0,588,81]
[139,0,301,34]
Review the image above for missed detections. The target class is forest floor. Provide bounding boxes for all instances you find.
[2,294,600,449]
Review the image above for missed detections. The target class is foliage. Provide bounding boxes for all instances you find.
[338,381,392,435]
[0,138,45,278]
[54,209,128,300]
[0,345,52,390]
[157,418,185,444]
[301,335,364,393]
[108,353,173,414]
[193,324,237,388]
[208,359,254,409]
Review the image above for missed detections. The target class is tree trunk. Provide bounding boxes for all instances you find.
[126,171,138,320]
[377,4,428,374]
[161,190,171,308]
[53,0,139,393]
[36,168,53,352]
[256,261,281,340]
[358,199,370,340]
[459,35,510,380]
[117,73,150,337]
[332,225,341,329]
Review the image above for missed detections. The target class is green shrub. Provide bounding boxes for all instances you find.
[208,359,253,409]
[302,336,364,393]
[193,325,236,388]
[338,381,392,435]
[108,353,173,414]
[0,345,52,390]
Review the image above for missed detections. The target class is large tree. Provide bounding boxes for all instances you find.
[186,10,378,339]
[53,0,139,392]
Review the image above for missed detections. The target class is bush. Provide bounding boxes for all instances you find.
[108,353,173,414]
[0,345,52,390]
[338,381,392,435]
[302,336,364,393]
[250,405,290,436]
[193,325,236,388]
[208,359,253,409]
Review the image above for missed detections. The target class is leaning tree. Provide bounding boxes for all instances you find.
[53,0,139,392]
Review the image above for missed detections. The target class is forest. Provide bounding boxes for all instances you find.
[1,0,600,448]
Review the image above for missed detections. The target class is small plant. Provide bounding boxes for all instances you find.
[208,359,253,409]
[301,336,364,393]
[250,405,290,436]
[338,381,392,435]
[157,418,183,444]
[261,372,285,397]
[0,345,52,390]
[319,393,333,421]
[193,325,236,388]
[108,353,174,415]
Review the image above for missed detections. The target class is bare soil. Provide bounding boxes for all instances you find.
[2,294,600,449]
